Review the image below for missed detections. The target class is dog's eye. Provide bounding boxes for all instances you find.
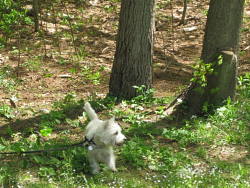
[114,131,118,135]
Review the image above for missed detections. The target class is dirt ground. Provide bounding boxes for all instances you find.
[0,0,249,125]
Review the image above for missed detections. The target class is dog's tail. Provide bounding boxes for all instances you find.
[84,102,98,120]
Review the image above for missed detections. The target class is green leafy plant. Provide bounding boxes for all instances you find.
[0,0,33,42]
[162,127,201,147]
[0,75,16,92]
[38,167,56,177]
[191,60,214,87]
[75,45,88,60]
[191,56,223,87]
[22,57,42,72]
[131,85,156,104]
[238,73,250,97]
[53,92,84,117]
[39,127,53,137]
[86,96,117,112]
[103,4,116,13]
[121,137,156,168]
[0,66,18,92]
[81,66,102,85]
[0,104,14,119]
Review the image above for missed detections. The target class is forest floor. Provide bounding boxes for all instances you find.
[0,0,250,187]
[0,0,249,122]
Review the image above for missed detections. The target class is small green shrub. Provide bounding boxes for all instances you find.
[191,56,223,87]
[121,138,151,168]
[80,66,103,85]
[131,85,156,105]
[0,104,15,119]
[238,73,250,97]
[162,127,201,147]
[23,57,42,72]
[121,137,176,172]
[0,66,18,92]
[0,0,33,40]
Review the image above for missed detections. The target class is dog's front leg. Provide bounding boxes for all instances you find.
[107,152,117,172]
[88,152,100,174]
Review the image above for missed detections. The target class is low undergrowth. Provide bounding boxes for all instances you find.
[0,74,250,187]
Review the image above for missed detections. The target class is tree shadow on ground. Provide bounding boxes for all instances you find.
[154,48,193,83]
[0,102,84,138]
[0,97,115,138]
[127,115,250,166]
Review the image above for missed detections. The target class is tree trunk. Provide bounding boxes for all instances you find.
[33,0,39,32]
[171,0,245,116]
[109,0,155,99]
[201,0,244,62]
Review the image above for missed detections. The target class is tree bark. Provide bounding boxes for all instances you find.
[109,0,155,99]
[201,0,244,63]
[33,0,39,32]
[171,0,245,116]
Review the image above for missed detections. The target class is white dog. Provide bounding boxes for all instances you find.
[84,102,126,174]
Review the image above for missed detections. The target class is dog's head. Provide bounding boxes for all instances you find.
[99,117,126,146]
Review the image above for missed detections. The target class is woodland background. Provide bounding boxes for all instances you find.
[0,0,249,187]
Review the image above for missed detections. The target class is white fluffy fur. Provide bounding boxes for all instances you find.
[84,102,126,174]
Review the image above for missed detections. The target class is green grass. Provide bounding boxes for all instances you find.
[0,75,250,187]
[0,65,19,93]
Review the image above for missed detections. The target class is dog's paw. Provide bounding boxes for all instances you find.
[111,167,117,172]
[91,168,100,175]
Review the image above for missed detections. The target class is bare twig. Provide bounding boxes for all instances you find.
[17,29,21,78]
[178,0,187,25]
[51,2,61,55]
[61,0,77,54]
[170,0,175,52]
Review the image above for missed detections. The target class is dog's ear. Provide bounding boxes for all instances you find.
[104,117,115,128]
[110,116,115,122]
[108,117,116,126]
